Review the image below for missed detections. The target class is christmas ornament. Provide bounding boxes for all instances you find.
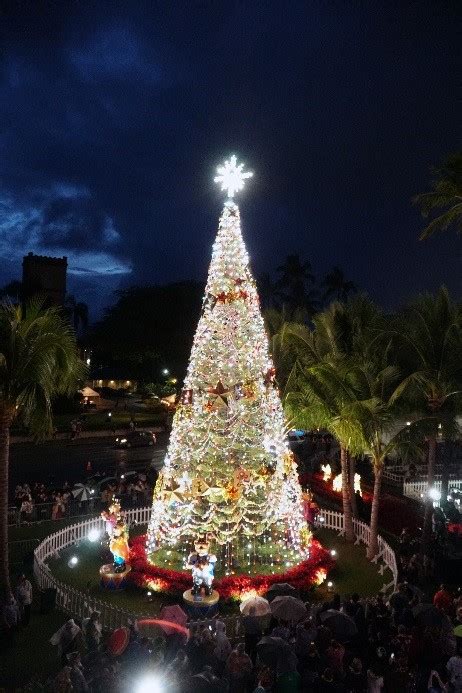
[180,389,193,405]
[146,157,309,565]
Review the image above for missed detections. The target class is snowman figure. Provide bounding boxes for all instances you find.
[187,536,217,596]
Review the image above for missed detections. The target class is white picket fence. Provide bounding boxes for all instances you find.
[315,509,398,594]
[33,507,243,637]
[403,477,462,502]
[34,506,398,632]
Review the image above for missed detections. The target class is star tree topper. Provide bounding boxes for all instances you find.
[214,155,253,199]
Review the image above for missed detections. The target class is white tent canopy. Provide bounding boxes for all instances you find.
[79,386,100,399]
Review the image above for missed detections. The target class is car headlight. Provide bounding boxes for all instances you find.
[121,438,127,443]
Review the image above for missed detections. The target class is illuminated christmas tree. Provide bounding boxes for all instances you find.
[147,156,310,575]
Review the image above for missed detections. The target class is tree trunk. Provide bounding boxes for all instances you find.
[440,440,451,507]
[349,453,358,518]
[341,446,355,541]
[0,410,13,595]
[367,463,383,560]
[422,435,436,552]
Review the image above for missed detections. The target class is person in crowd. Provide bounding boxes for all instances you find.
[51,493,66,520]
[434,584,454,614]
[66,651,89,693]
[428,669,448,693]
[1,593,20,647]
[53,665,73,693]
[447,650,462,693]
[15,574,32,626]
[242,605,263,663]
[165,648,190,688]
[189,663,222,692]
[318,666,341,692]
[82,610,102,652]
[367,662,384,692]
[226,642,253,692]
[186,625,207,674]
[389,583,410,626]
[212,620,232,674]
[326,639,345,677]
[20,494,34,524]
[345,657,367,692]
[50,618,85,665]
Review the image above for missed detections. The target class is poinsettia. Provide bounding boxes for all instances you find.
[129,535,333,601]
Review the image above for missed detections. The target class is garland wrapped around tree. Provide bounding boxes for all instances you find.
[146,157,311,575]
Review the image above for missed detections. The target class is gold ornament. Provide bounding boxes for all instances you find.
[283,451,294,475]
[234,466,250,484]
[224,481,242,502]
[191,478,210,497]
[242,380,257,400]
[202,484,225,502]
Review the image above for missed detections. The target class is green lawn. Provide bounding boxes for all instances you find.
[45,528,392,617]
[313,528,392,598]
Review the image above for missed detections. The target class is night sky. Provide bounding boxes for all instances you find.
[1,1,460,318]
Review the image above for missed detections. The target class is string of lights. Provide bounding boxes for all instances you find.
[146,159,310,572]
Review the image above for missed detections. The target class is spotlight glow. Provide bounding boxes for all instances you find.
[87,529,101,543]
[134,674,164,693]
[428,487,441,502]
[68,555,79,567]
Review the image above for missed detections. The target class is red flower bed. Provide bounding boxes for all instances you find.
[300,471,423,535]
[129,535,333,601]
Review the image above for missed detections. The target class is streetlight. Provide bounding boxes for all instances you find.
[428,487,441,502]
[162,368,169,376]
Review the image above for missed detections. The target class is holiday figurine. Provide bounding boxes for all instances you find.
[109,519,130,573]
[101,500,122,538]
[187,536,217,596]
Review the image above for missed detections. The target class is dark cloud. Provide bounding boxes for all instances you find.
[0,1,461,316]
[40,195,109,249]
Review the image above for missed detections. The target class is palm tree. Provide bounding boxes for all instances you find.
[322,267,357,303]
[346,357,415,559]
[0,300,85,593]
[396,287,462,551]
[0,281,22,303]
[414,152,462,240]
[276,254,319,317]
[65,295,89,336]
[284,358,366,542]
[257,273,281,310]
[281,297,383,541]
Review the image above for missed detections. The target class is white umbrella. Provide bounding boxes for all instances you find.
[72,483,92,501]
[240,596,271,617]
[270,595,307,623]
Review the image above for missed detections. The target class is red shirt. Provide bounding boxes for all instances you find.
[433,589,452,613]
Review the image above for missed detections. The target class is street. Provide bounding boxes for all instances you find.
[9,433,168,493]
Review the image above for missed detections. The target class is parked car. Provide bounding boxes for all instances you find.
[115,430,156,448]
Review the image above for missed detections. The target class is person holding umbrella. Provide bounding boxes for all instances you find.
[242,605,264,663]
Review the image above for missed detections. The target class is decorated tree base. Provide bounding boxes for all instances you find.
[100,563,132,590]
[129,535,333,601]
[183,588,220,607]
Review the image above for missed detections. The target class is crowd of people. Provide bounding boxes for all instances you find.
[12,470,156,525]
[37,581,462,693]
